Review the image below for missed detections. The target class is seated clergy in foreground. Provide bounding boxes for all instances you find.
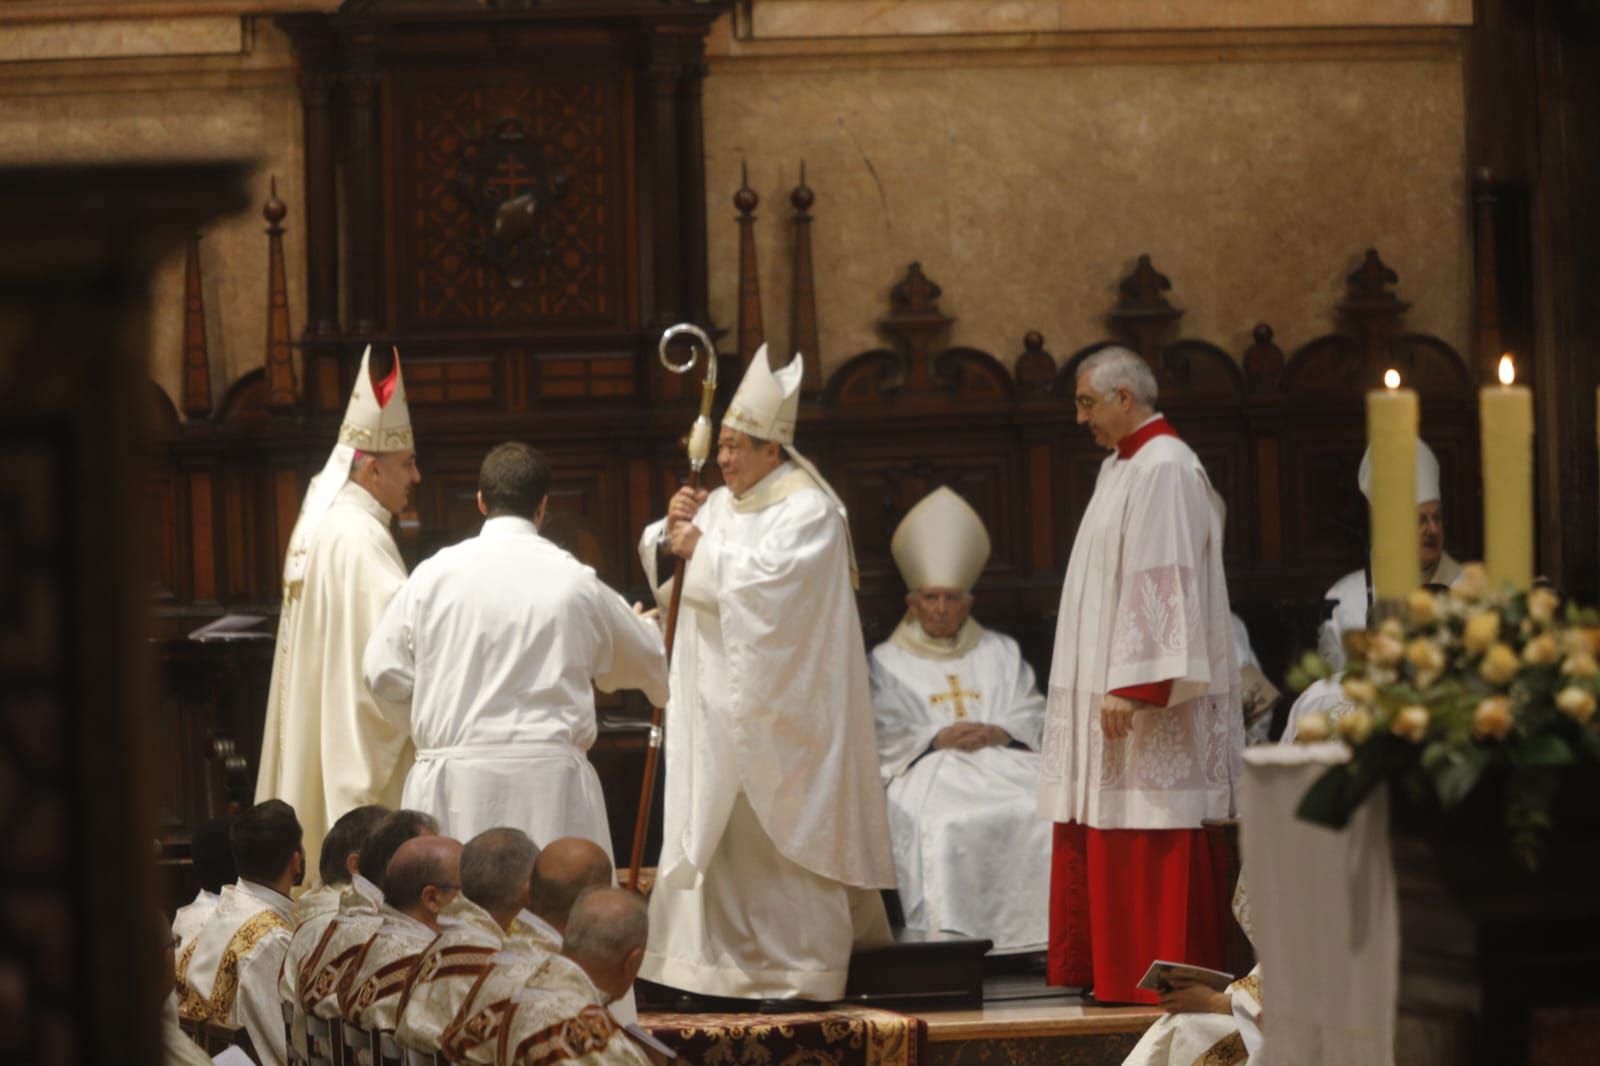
[339,834,462,1033]
[297,809,438,1020]
[431,836,630,1066]
[1282,440,1463,741]
[171,816,235,951]
[869,486,1050,954]
[177,800,302,1066]
[636,345,894,1002]
[365,441,668,857]
[491,888,653,1066]
[397,828,546,1054]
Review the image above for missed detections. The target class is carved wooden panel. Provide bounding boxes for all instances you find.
[392,62,630,331]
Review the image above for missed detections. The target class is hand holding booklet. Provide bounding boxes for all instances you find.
[1137,959,1235,995]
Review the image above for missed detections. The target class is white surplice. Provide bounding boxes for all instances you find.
[293,874,385,1020]
[635,462,896,999]
[175,879,293,1066]
[397,897,536,1053]
[279,880,343,1056]
[869,621,1050,953]
[339,905,437,1031]
[171,888,219,952]
[257,480,413,874]
[1038,428,1242,829]
[365,516,668,857]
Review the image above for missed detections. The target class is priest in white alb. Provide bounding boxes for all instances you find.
[1283,440,1464,740]
[257,345,420,872]
[364,441,668,857]
[1038,346,1242,1004]
[869,486,1050,954]
[636,345,895,1003]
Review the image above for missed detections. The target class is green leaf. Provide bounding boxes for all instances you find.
[1296,766,1355,829]
[1576,728,1600,765]
[1429,745,1492,809]
[1509,733,1576,767]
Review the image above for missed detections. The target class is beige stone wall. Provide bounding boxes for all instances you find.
[703,24,1472,377]
[0,15,305,412]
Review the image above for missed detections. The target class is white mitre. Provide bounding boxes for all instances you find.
[891,487,990,593]
[1358,439,1441,505]
[281,346,413,586]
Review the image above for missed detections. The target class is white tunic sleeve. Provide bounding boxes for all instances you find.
[237,933,291,1066]
[364,577,418,706]
[587,579,670,708]
[869,652,938,781]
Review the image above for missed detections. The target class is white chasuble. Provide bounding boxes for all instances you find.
[339,906,437,1031]
[294,874,385,1020]
[175,880,293,1066]
[1038,432,1242,829]
[868,625,1050,953]
[398,897,545,1053]
[257,481,413,874]
[365,516,667,857]
[635,462,895,999]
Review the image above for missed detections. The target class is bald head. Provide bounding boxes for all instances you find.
[462,827,538,930]
[528,837,612,933]
[384,835,462,931]
[561,886,648,1003]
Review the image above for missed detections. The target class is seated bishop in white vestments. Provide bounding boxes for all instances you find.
[869,487,1050,954]
[637,346,896,1002]
[257,346,420,875]
[176,801,302,1066]
[1284,441,1464,741]
[365,442,668,857]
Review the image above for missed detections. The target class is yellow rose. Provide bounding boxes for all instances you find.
[1341,629,1371,663]
[1405,639,1445,673]
[1378,618,1405,641]
[1391,705,1431,743]
[1341,677,1379,706]
[1556,686,1597,725]
[1480,643,1521,686]
[1563,650,1599,678]
[1528,587,1561,624]
[1451,563,1489,602]
[1407,589,1441,627]
[1295,711,1331,743]
[1472,696,1513,741]
[1463,610,1501,653]
[1523,633,1561,667]
[1370,634,1405,667]
[1337,707,1375,744]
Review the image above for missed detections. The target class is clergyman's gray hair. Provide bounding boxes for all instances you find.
[461,827,538,911]
[1078,346,1158,408]
[562,886,648,969]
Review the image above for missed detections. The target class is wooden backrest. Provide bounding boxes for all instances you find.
[282,1000,309,1066]
[196,1018,259,1063]
[303,1012,344,1066]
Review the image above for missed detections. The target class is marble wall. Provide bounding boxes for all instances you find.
[0,7,1472,404]
[703,23,1472,377]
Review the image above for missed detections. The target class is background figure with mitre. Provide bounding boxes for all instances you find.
[636,344,895,1003]
[869,486,1051,954]
[1281,439,1463,741]
[256,346,420,875]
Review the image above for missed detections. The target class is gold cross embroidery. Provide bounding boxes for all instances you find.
[930,674,981,720]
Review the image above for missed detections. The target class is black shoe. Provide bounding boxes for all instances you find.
[753,997,827,1015]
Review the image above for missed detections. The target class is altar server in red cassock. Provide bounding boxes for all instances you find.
[1037,346,1242,1004]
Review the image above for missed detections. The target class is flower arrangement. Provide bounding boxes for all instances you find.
[1292,563,1600,867]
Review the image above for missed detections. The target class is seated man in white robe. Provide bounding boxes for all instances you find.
[493,888,654,1066]
[156,908,213,1066]
[281,804,388,1052]
[176,800,302,1066]
[1284,441,1463,740]
[365,441,669,858]
[868,486,1050,954]
[398,827,547,1054]
[339,834,461,1034]
[297,809,437,1021]
[172,816,235,951]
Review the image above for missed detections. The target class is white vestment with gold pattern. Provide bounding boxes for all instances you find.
[175,879,293,1066]
[869,622,1049,953]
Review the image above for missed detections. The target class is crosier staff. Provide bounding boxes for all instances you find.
[627,323,717,894]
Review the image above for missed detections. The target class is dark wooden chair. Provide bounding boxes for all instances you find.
[282,1001,309,1066]
[341,1019,374,1066]
[303,1012,344,1066]
[178,1016,259,1063]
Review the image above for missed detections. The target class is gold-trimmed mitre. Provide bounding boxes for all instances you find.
[723,343,801,445]
[891,486,991,593]
[338,345,414,453]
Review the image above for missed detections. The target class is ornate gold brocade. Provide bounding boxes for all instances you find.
[176,909,290,1022]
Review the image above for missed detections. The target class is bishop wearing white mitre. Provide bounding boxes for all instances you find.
[636,345,895,1002]
[1283,440,1463,740]
[257,346,420,872]
[869,487,1050,954]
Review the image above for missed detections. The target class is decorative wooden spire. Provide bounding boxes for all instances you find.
[1338,248,1410,381]
[181,233,212,419]
[1015,331,1055,398]
[263,176,298,414]
[879,261,954,393]
[734,160,766,369]
[788,161,821,393]
[1107,254,1182,361]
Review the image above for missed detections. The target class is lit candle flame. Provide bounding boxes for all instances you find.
[1498,354,1516,386]
[1384,368,1401,389]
